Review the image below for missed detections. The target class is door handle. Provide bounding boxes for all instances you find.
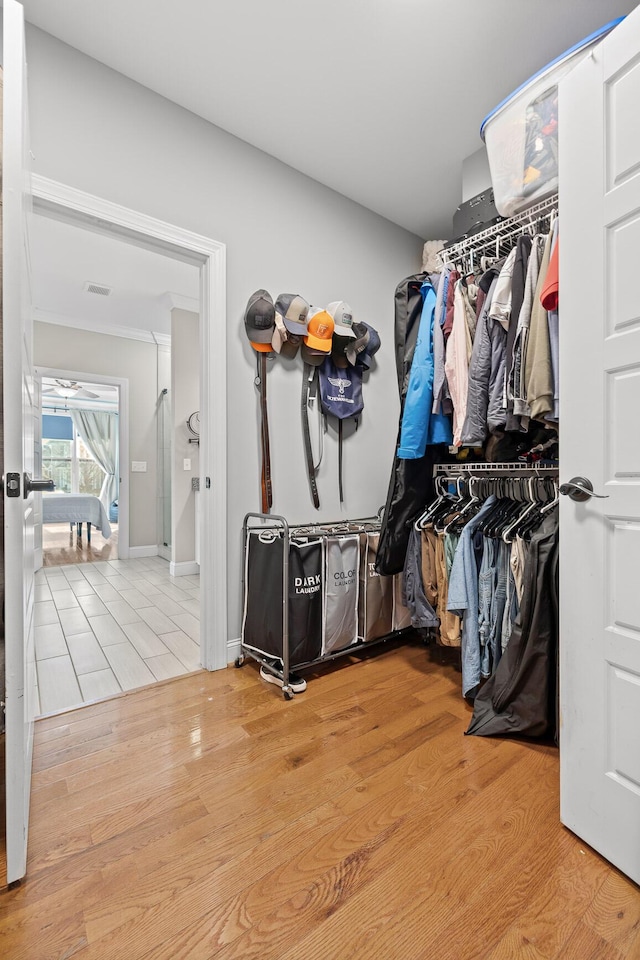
[23,473,55,497]
[559,476,608,503]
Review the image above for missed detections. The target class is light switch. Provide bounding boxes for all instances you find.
[183,458,192,471]
[131,461,147,472]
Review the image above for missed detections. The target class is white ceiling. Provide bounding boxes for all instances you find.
[31,213,200,338]
[22,0,638,238]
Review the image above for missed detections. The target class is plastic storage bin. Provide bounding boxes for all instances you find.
[481,18,623,217]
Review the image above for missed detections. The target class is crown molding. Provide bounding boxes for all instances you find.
[33,307,170,347]
[162,291,200,314]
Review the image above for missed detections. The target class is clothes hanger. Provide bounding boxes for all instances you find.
[415,476,450,530]
[443,477,482,534]
[502,476,538,543]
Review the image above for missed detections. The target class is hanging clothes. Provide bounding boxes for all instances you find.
[522,230,554,426]
[397,281,452,457]
[541,220,560,422]
[402,526,439,631]
[432,264,455,416]
[377,273,440,576]
[508,234,545,431]
[462,269,507,445]
[445,277,476,447]
[466,508,559,740]
[447,496,498,698]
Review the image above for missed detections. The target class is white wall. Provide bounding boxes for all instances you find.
[461,146,492,202]
[34,322,160,549]
[25,26,424,640]
[171,308,199,565]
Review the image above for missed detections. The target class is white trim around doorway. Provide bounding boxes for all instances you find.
[32,174,228,672]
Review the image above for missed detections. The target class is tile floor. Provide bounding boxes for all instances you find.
[34,556,201,716]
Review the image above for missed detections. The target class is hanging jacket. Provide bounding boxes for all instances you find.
[488,247,517,331]
[461,270,506,446]
[504,235,532,423]
[397,282,452,458]
[466,508,559,739]
[508,235,544,431]
[402,526,438,630]
[524,230,554,424]
[445,278,474,447]
[394,273,428,397]
[377,274,439,576]
[432,264,454,415]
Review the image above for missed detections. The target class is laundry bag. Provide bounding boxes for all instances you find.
[392,573,413,632]
[322,534,360,655]
[242,531,323,667]
[358,531,394,642]
[481,18,622,216]
[288,537,324,665]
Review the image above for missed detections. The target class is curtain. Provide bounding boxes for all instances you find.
[70,410,118,512]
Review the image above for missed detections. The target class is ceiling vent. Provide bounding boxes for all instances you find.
[83,281,112,296]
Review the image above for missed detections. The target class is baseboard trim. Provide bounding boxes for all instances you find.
[170,560,200,577]
[128,545,159,559]
[227,637,241,663]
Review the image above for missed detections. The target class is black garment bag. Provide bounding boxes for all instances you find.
[377,272,440,575]
[466,508,559,740]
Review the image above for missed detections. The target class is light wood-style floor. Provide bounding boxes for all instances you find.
[1,641,639,959]
[42,522,119,566]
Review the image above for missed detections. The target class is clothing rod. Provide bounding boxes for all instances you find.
[434,462,558,475]
[440,193,558,264]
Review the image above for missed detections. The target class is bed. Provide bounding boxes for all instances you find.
[42,494,112,541]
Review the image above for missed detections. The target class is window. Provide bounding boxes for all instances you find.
[42,418,104,497]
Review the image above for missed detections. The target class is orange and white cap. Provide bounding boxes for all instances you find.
[304,309,334,353]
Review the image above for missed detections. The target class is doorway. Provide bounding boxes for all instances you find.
[37,371,124,567]
[28,175,228,713]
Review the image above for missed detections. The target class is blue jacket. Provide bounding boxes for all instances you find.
[397,281,452,458]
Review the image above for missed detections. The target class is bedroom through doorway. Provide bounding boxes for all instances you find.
[39,374,121,566]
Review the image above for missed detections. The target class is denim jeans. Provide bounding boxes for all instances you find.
[489,540,510,670]
[477,537,497,678]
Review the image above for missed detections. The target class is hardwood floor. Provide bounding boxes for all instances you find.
[1,640,639,959]
[42,523,119,566]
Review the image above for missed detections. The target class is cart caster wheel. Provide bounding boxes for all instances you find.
[234,656,245,668]
[283,687,294,700]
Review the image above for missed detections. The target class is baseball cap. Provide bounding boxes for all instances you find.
[331,334,351,369]
[360,323,381,367]
[272,312,301,359]
[347,321,381,368]
[300,342,326,366]
[304,309,334,353]
[327,301,356,338]
[244,289,275,348]
[277,293,310,336]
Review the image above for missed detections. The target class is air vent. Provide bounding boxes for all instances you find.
[83,281,112,296]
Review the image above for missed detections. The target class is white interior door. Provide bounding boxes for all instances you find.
[3,0,37,885]
[560,6,640,886]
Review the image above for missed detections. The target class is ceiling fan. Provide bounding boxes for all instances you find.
[41,379,100,400]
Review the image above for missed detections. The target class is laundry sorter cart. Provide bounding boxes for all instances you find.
[237,512,416,698]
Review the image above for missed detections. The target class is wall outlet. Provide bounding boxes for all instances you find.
[183,458,192,471]
[131,461,147,472]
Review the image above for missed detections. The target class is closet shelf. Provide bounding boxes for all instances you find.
[434,462,558,475]
[440,193,558,267]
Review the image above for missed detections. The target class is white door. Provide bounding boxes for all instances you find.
[560,6,640,885]
[3,0,38,885]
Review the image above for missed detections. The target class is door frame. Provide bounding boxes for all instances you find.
[35,366,129,560]
[30,174,228,671]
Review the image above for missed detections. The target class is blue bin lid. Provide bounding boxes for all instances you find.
[480,17,625,140]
